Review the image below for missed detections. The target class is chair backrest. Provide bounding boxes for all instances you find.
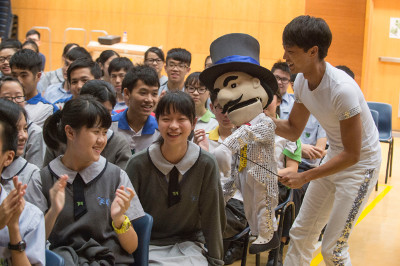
[367,101,392,141]
[370,109,379,127]
[45,249,65,266]
[132,213,153,266]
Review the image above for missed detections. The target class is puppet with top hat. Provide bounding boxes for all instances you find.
[200,33,280,254]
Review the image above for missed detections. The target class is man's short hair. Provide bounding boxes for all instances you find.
[0,39,22,52]
[67,58,102,83]
[26,29,41,39]
[80,80,117,108]
[9,49,42,75]
[283,15,332,60]
[336,65,355,79]
[65,47,91,62]
[271,60,290,74]
[108,57,134,75]
[122,64,159,93]
[166,48,191,66]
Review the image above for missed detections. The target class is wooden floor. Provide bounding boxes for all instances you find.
[233,136,400,266]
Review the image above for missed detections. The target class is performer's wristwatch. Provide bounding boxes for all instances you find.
[8,240,26,252]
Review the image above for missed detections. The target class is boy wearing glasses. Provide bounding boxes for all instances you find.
[272,60,294,119]
[111,65,160,154]
[159,48,191,96]
[184,72,218,132]
[9,49,58,127]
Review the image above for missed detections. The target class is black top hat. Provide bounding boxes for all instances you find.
[200,33,278,106]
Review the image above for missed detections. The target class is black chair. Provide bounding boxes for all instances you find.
[223,203,251,266]
[367,102,393,184]
[255,189,295,266]
[45,249,65,266]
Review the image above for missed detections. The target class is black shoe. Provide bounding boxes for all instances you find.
[224,246,243,265]
[248,232,280,254]
[266,242,284,266]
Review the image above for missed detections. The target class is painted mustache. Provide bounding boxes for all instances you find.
[222,94,243,114]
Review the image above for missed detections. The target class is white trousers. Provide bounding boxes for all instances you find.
[284,166,379,266]
[238,171,277,241]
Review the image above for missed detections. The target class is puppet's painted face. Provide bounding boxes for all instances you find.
[214,71,268,126]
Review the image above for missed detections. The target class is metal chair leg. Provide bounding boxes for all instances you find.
[385,143,390,184]
[389,139,394,177]
[255,253,260,266]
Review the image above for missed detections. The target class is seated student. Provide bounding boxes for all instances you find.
[25,29,46,71]
[21,40,39,54]
[144,47,168,86]
[0,77,45,167]
[38,43,79,93]
[111,65,160,155]
[0,111,45,266]
[54,58,102,109]
[204,55,212,69]
[0,40,20,78]
[184,72,218,132]
[9,49,58,127]
[0,99,40,190]
[43,80,132,169]
[108,57,134,111]
[158,48,191,96]
[96,50,119,83]
[271,60,294,120]
[43,46,92,103]
[25,96,143,265]
[125,91,226,265]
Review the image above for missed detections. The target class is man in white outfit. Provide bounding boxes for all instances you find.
[273,15,381,266]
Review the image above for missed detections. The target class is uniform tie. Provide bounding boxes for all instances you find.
[168,166,181,207]
[73,173,87,220]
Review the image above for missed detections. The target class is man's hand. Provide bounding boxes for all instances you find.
[279,172,308,189]
[301,144,325,160]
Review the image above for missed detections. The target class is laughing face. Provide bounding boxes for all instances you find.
[124,79,159,117]
[214,72,268,126]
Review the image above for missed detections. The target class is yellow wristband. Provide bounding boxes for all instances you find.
[112,215,131,234]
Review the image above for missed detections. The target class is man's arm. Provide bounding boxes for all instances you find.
[273,102,310,141]
[280,114,361,188]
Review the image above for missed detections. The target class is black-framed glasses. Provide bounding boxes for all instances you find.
[145,58,163,64]
[0,55,12,64]
[213,104,223,112]
[1,96,25,103]
[186,86,207,94]
[274,75,290,84]
[167,63,188,70]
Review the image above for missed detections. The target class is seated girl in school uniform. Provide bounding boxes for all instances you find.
[125,91,226,266]
[0,98,40,192]
[26,96,144,265]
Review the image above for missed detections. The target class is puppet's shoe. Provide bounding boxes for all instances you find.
[249,231,279,254]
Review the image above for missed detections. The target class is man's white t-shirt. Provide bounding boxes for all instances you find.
[294,62,381,168]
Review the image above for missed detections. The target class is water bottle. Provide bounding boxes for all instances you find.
[122,31,128,43]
